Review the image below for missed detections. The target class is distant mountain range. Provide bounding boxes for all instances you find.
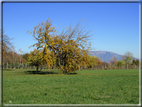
[89,51,139,63]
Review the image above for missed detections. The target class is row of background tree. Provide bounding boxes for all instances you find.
[3,48,140,70]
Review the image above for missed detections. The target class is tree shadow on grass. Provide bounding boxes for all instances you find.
[24,70,78,75]
[66,73,78,75]
[24,70,59,75]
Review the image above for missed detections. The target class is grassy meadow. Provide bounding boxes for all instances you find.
[3,69,139,104]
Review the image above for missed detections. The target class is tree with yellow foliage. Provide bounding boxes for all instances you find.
[88,55,97,70]
[28,49,44,72]
[43,44,56,70]
[94,57,102,69]
[28,18,91,73]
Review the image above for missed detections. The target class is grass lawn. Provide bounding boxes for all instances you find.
[3,69,139,104]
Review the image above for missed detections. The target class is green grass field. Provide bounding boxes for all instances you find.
[3,69,139,104]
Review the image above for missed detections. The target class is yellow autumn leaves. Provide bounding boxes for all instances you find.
[28,18,91,73]
[28,49,43,67]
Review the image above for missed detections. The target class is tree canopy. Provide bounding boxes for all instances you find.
[1,31,13,65]
[28,18,91,73]
[28,49,43,72]
[122,52,133,69]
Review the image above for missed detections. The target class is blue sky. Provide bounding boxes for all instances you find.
[3,3,139,58]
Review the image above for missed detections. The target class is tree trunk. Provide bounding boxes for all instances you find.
[36,66,38,72]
